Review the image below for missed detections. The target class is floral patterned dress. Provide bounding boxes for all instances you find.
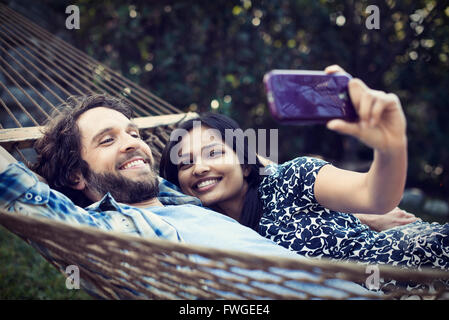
[258,156,449,271]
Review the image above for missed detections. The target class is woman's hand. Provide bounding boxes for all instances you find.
[324,65,407,153]
[354,207,421,232]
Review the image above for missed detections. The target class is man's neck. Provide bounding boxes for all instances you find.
[131,197,164,208]
[86,188,164,209]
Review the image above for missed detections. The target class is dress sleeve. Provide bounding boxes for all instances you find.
[259,157,330,221]
[293,156,331,205]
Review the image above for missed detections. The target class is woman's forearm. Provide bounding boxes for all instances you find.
[364,138,408,213]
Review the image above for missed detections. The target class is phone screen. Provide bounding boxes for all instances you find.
[265,70,358,124]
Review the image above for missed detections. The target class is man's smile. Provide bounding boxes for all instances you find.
[119,157,149,170]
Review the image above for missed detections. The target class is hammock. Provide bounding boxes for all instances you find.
[1,4,448,300]
[1,209,448,300]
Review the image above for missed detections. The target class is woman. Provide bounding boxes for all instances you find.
[160,66,449,271]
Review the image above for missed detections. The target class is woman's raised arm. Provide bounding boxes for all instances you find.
[313,67,407,214]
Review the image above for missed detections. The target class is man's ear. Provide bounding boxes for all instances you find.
[70,171,87,190]
[243,165,251,178]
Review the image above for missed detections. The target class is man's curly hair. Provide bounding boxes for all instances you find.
[32,94,134,207]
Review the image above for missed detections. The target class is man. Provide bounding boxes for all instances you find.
[0,94,375,299]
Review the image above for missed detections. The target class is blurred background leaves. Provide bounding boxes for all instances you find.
[66,0,448,201]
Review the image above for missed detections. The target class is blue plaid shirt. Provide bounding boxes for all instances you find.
[0,162,200,243]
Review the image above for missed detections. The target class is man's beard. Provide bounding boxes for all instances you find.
[85,166,160,204]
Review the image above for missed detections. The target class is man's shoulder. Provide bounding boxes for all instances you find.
[157,177,202,206]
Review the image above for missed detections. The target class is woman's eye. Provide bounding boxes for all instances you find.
[178,163,193,170]
[130,132,140,138]
[178,157,193,170]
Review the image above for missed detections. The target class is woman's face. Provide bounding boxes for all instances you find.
[176,125,250,215]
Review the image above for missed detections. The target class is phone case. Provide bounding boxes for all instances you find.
[264,70,358,124]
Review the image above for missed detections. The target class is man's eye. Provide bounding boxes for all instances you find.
[130,132,140,138]
[209,150,223,157]
[99,138,114,145]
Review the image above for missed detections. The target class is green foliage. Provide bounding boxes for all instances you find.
[0,226,92,299]
[72,0,449,198]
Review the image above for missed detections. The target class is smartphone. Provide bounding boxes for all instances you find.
[264,70,358,125]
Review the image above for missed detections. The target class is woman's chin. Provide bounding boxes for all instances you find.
[196,196,218,208]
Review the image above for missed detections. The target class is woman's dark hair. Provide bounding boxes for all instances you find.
[32,94,134,207]
[160,112,265,231]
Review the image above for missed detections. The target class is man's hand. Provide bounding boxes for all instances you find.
[0,146,47,183]
[0,145,17,173]
[355,207,420,232]
[324,65,407,153]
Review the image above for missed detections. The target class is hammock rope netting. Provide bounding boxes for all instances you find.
[0,3,183,166]
[0,4,448,300]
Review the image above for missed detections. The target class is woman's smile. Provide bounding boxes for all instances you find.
[193,177,222,193]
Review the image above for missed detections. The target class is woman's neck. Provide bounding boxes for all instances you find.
[213,182,248,222]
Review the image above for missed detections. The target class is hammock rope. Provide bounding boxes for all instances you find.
[1,211,448,300]
[0,13,155,116]
[1,4,180,115]
[0,3,181,129]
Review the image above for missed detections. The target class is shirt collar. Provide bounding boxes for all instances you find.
[86,192,123,212]
[157,177,202,206]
